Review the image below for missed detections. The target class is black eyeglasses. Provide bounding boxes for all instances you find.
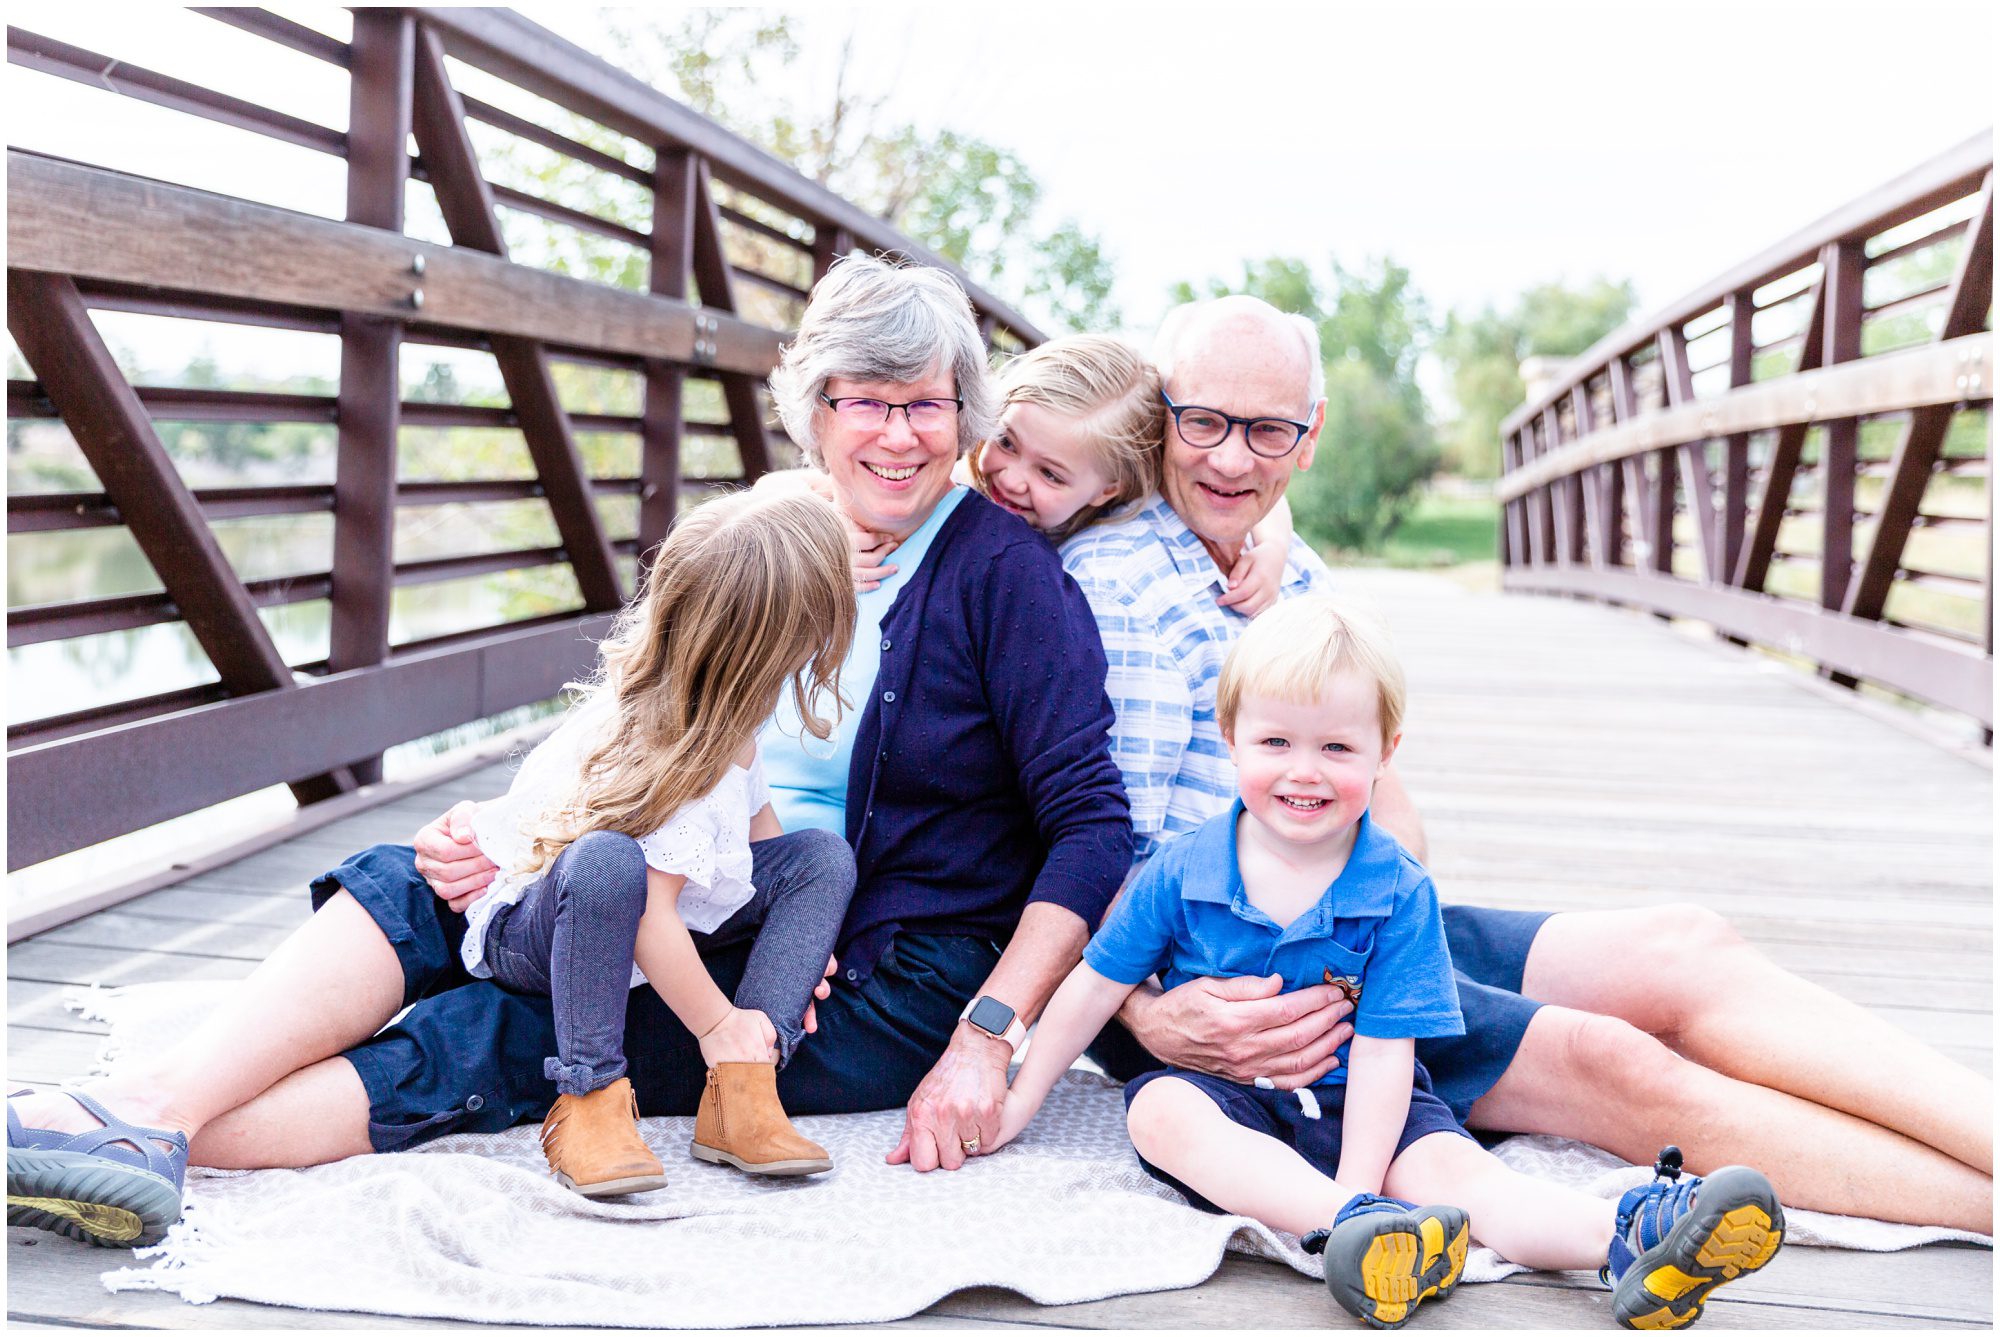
[1160,391,1314,458]
[818,393,963,429]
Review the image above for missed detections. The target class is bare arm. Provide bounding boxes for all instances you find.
[1368,762,1428,864]
[632,867,775,1065]
[1218,495,1295,615]
[1330,1035,1415,1196]
[994,963,1135,1150]
[886,901,1090,1172]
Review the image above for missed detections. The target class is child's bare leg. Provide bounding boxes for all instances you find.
[11,888,404,1155]
[1385,1131,1615,1272]
[1125,1076,1363,1234]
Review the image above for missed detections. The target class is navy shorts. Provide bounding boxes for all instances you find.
[1087,904,1553,1128]
[1122,1065,1474,1213]
[1420,905,1553,1123]
[310,843,996,1153]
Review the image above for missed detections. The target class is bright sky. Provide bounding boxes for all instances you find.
[6,3,1994,351]
[536,1,1995,338]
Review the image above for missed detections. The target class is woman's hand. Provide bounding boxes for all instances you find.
[885,1024,1011,1171]
[699,1006,779,1067]
[1122,974,1355,1090]
[413,801,500,913]
[802,955,836,1035]
[1216,535,1287,616]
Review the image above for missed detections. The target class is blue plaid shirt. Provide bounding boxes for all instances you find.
[1060,494,1333,868]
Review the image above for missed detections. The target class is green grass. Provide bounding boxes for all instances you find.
[1372,490,1500,568]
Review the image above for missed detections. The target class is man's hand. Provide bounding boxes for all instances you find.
[413,800,499,913]
[885,1023,1011,1171]
[1122,974,1354,1090]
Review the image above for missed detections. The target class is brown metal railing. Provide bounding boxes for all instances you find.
[6,8,1046,869]
[1497,134,1993,732]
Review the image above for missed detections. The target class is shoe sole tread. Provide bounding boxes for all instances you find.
[1614,1169,1785,1330]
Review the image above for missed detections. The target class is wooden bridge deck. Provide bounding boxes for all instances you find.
[7,569,1991,1329]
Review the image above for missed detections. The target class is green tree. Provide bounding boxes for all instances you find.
[504,12,1121,331]
[1179,256,1440,552]
[1437,277,1636,478]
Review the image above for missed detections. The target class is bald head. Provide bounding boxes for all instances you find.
[1147,295,1327,570]
[1153,295,1324,414]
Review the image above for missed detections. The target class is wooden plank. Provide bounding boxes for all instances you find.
[35,911,292,961]
[7,941,259,989]
[6,1024,108,1080]
[6,152,785,376]
[1501,565,1990,723]
[6,980,110,1034]
[9,615,613,869]
[1497,332,1988,502]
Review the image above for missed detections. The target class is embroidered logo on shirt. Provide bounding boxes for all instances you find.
[1323,968,1362,1005]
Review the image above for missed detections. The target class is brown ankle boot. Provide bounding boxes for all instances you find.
[690,1062,832,1176]
[539,1076,667,1197]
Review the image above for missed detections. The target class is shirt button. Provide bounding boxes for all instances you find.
[845,968,859,982]
[882,690,895,703]
[465,1094,485,1112]
[881,638,892,651]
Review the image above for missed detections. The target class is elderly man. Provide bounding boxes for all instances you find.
[1060,294,1991,1229]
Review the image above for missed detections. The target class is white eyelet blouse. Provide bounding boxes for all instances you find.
[459,692,772,986]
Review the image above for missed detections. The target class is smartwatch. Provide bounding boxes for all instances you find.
[959,995,1028,1057]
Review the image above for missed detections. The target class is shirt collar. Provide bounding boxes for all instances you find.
[1180,801,1402,920]
[1135,493,1231,595]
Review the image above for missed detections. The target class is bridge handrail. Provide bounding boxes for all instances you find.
[5,8,1044,872]
[1494,134,1993,732]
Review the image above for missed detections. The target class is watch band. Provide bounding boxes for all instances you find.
[959,995,1028,1056]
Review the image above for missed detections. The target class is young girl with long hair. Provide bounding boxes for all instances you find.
[447,486,859,1195]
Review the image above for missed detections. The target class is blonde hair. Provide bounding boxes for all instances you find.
[524,488,856,872]
[1217,595,1406,746]
[972,334,1164,544]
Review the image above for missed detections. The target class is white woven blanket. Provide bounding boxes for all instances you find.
[62,982,1988,1327]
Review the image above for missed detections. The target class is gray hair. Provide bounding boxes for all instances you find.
[770,253,999,467]
[1151,296,1326,411]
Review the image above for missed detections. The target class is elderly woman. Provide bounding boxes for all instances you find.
[6,255,1128,1245]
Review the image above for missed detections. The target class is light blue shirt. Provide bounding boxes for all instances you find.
[1060,494,1333,867]
[759,485,969,834]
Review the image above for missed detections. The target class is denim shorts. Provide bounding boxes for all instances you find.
[309,843,999,1152]
[1122,1064,1474,1213]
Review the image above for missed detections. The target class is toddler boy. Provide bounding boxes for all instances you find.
[991,595,1785,1330]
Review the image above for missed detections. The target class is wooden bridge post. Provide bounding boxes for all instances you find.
[329,9,415,786]
[639,149,697,565]
[1820,239,1867,612]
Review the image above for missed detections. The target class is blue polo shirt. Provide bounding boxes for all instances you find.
[1083,804,1464,1089]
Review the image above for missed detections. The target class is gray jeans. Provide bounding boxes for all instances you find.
[482,827,856,1095]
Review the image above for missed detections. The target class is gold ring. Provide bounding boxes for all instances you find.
[961,1137,981,1155]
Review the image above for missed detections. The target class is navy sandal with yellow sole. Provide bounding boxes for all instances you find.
[8,1089,188,1248]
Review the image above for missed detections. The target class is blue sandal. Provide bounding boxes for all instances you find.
[7,1088,188,1247]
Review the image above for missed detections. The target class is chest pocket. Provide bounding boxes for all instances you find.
[1303,940,1371,1006]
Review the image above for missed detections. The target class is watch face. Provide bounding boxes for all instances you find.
[968,995,1015,1036]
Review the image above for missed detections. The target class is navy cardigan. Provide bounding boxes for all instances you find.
[837,492,1132,979]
